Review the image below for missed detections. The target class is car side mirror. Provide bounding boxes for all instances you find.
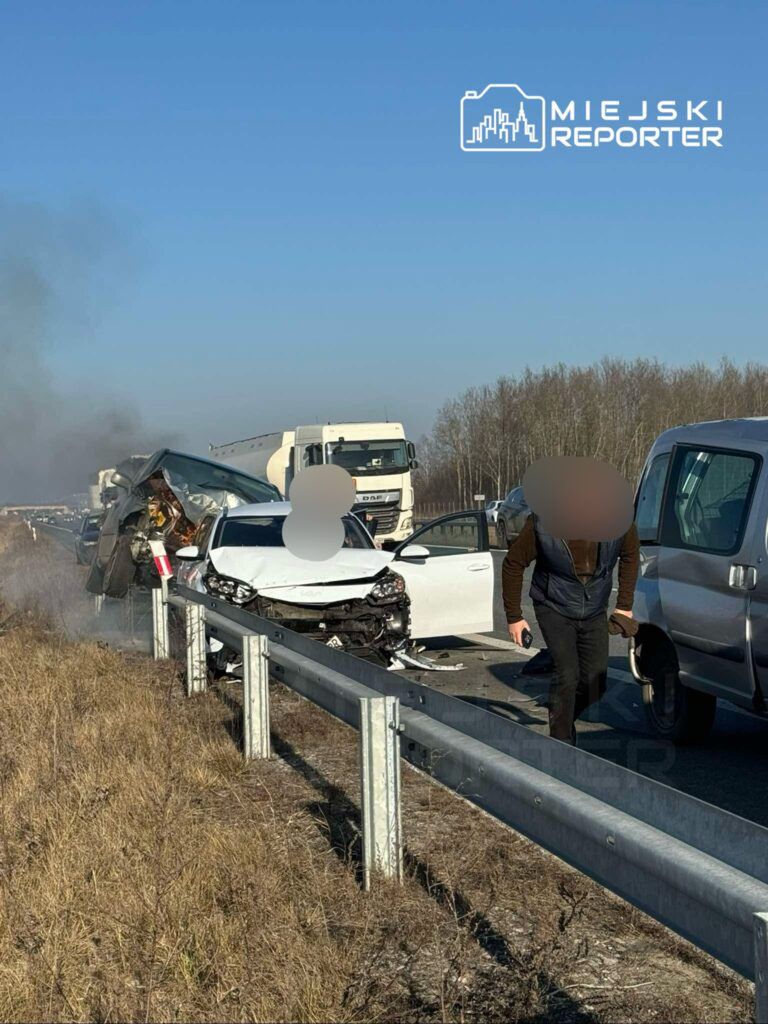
[110,471,133,490]
[396,543,430,560]
[175,545,200,561]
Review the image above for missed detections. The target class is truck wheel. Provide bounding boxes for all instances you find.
[496,518,508,547]
[642,646,716,744]
[102,536,136,598]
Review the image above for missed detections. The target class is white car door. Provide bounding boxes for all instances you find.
[391,511,494,638]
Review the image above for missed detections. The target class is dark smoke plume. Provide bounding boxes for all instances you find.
[0,200,173,505]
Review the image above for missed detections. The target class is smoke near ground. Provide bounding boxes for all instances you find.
[0,199,174,505]
[0,521,152,651]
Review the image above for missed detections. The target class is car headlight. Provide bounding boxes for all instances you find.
[370,570,406,602]
[204,572,257,605]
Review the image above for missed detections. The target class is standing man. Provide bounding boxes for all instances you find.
[501,457,640,744]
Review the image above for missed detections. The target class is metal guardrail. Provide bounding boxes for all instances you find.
[150,582,766,1017]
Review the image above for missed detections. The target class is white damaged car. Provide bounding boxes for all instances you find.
[175,501,494,665]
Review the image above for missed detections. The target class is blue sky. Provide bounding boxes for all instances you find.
[0,0,765,450]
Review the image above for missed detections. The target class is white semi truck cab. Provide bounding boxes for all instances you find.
[209,422,417,543]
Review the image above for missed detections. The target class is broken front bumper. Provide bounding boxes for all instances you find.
[244,592,410,660]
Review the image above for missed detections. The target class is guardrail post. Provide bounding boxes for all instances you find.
[359,695,402,889]
[93,593,104,618]
[185,603,207,694]
[755,912,768,1023]
[152,588,169,659]
[243,634,270,759]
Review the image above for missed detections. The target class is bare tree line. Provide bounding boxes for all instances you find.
[414,358,768,506]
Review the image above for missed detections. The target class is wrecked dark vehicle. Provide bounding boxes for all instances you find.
[85,450,281,598]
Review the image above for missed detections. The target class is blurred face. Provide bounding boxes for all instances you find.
[523,457,633,541]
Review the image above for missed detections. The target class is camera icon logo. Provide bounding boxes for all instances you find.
[461,83,546,152]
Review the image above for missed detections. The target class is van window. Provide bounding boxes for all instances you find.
[635,453,671,543]
[660,446,759,555]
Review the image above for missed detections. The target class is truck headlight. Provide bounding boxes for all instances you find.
[204,572,257,606]
[400,515,412,532]
[370,571,406,602]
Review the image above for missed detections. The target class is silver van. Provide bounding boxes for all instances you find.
[630,418,768,742]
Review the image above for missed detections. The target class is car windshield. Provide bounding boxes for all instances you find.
[157,453,281,506]
[214,514,373,550]
[325,440,408,476]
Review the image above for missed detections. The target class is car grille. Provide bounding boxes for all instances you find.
[354,503,400,534]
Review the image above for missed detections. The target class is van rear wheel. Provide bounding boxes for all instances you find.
[642,647,716,744]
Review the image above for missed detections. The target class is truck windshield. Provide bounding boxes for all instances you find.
[214,514,373,550]
[325,440,409,476]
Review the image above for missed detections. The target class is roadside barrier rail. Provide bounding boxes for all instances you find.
[155,581,768,1018]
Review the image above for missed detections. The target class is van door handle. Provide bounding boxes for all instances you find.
[468,563,490,572]
[729,564,757,590]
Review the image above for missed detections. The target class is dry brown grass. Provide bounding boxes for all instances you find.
[0,522,754,1022]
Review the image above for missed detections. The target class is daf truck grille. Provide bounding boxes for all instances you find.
[354,503,400,534]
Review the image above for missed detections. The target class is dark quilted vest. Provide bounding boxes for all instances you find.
[530,516,623,619]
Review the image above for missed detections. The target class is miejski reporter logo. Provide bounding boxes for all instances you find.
[461,84,724,151]
[461,84,545,152]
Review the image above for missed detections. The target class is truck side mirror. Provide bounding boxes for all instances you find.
[409,458,419,470]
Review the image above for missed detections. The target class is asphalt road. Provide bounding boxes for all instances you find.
[404,549,768,827]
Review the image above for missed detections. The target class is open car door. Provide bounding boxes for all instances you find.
[392,511,493,638]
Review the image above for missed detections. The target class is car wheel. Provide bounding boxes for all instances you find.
[496,517,508,547]
[102,535,137,598]
[641,645,716,744]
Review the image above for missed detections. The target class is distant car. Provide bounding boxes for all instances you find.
[484,499,502,525]
[74,513,104,565]
[495,486,530,545]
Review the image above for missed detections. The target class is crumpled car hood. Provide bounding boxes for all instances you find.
[208,546,394,590]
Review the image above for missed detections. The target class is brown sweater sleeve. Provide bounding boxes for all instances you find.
[615,522,640,611]
[501,516,537,623]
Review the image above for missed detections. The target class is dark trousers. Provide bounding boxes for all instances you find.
[534,603,609,742]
